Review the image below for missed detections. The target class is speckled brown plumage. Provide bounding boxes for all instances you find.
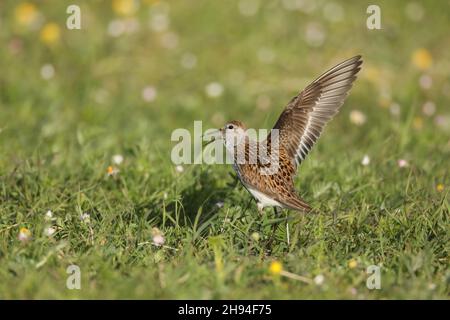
[221,56,363,213]
[234,140,311,211]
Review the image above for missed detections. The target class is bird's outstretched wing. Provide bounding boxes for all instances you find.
[268,55,362,168]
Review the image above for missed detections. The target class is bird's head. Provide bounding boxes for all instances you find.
[203,120,247,150]
[221,120,246,135]
[220,120,247,149]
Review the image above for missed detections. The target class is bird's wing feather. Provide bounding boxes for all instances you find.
[267,55,363,168]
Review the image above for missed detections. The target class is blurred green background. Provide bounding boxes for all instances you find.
[0,0,449,299]
[1,0,449,156]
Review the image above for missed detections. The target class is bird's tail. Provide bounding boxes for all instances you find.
[281,194,312,213]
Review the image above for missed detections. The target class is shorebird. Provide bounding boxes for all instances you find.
[209,55,362,214]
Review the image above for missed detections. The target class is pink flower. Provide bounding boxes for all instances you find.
[397,159,409,168]
[151,227,165,246]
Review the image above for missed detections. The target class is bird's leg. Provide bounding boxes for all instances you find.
[240,197,254,221]
[286,212,290,246]
[266,206,280,249]
[273,207,281,235]
[252,202,264,242]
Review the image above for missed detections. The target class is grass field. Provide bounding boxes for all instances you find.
[0,0,449,299]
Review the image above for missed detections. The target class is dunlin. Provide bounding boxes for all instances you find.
[211,56,362,214]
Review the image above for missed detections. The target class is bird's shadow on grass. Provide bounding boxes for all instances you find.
[168,169,235,231]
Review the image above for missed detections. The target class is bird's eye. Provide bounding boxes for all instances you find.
[227,124,234,129]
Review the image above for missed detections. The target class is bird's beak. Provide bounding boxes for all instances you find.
[202,129,221,146]
[202,137,215,147]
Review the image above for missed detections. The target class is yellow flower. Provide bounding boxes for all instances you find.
[251,232,260,241]
[15,2,38,27]
[412,48,433,71]
[378,96,391,109]
[348,259,358,269]
[269,261,283,275]
[40,23,61,45]
[107,165,119,176]
[20,227,31,235]
[18,227,32,242]
[112,0,138,16]
[413,116,423,130]
[436,184,444,192]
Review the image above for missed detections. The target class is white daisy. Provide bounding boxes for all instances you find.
[422,101,436,116]
[205,82,224,98]
[142,86,157,102]
[419,74,432,89]
[349,110,367,126]
[40,64,55,80]
[313,274,325,285]
[80,213,91,223]
[112,154,124,165]
[361,155,370,166]
[180,53,197,69]
[44,210,53,221]
[44,226,56,237]
[215,201,224,208]
[238,0,260,17]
